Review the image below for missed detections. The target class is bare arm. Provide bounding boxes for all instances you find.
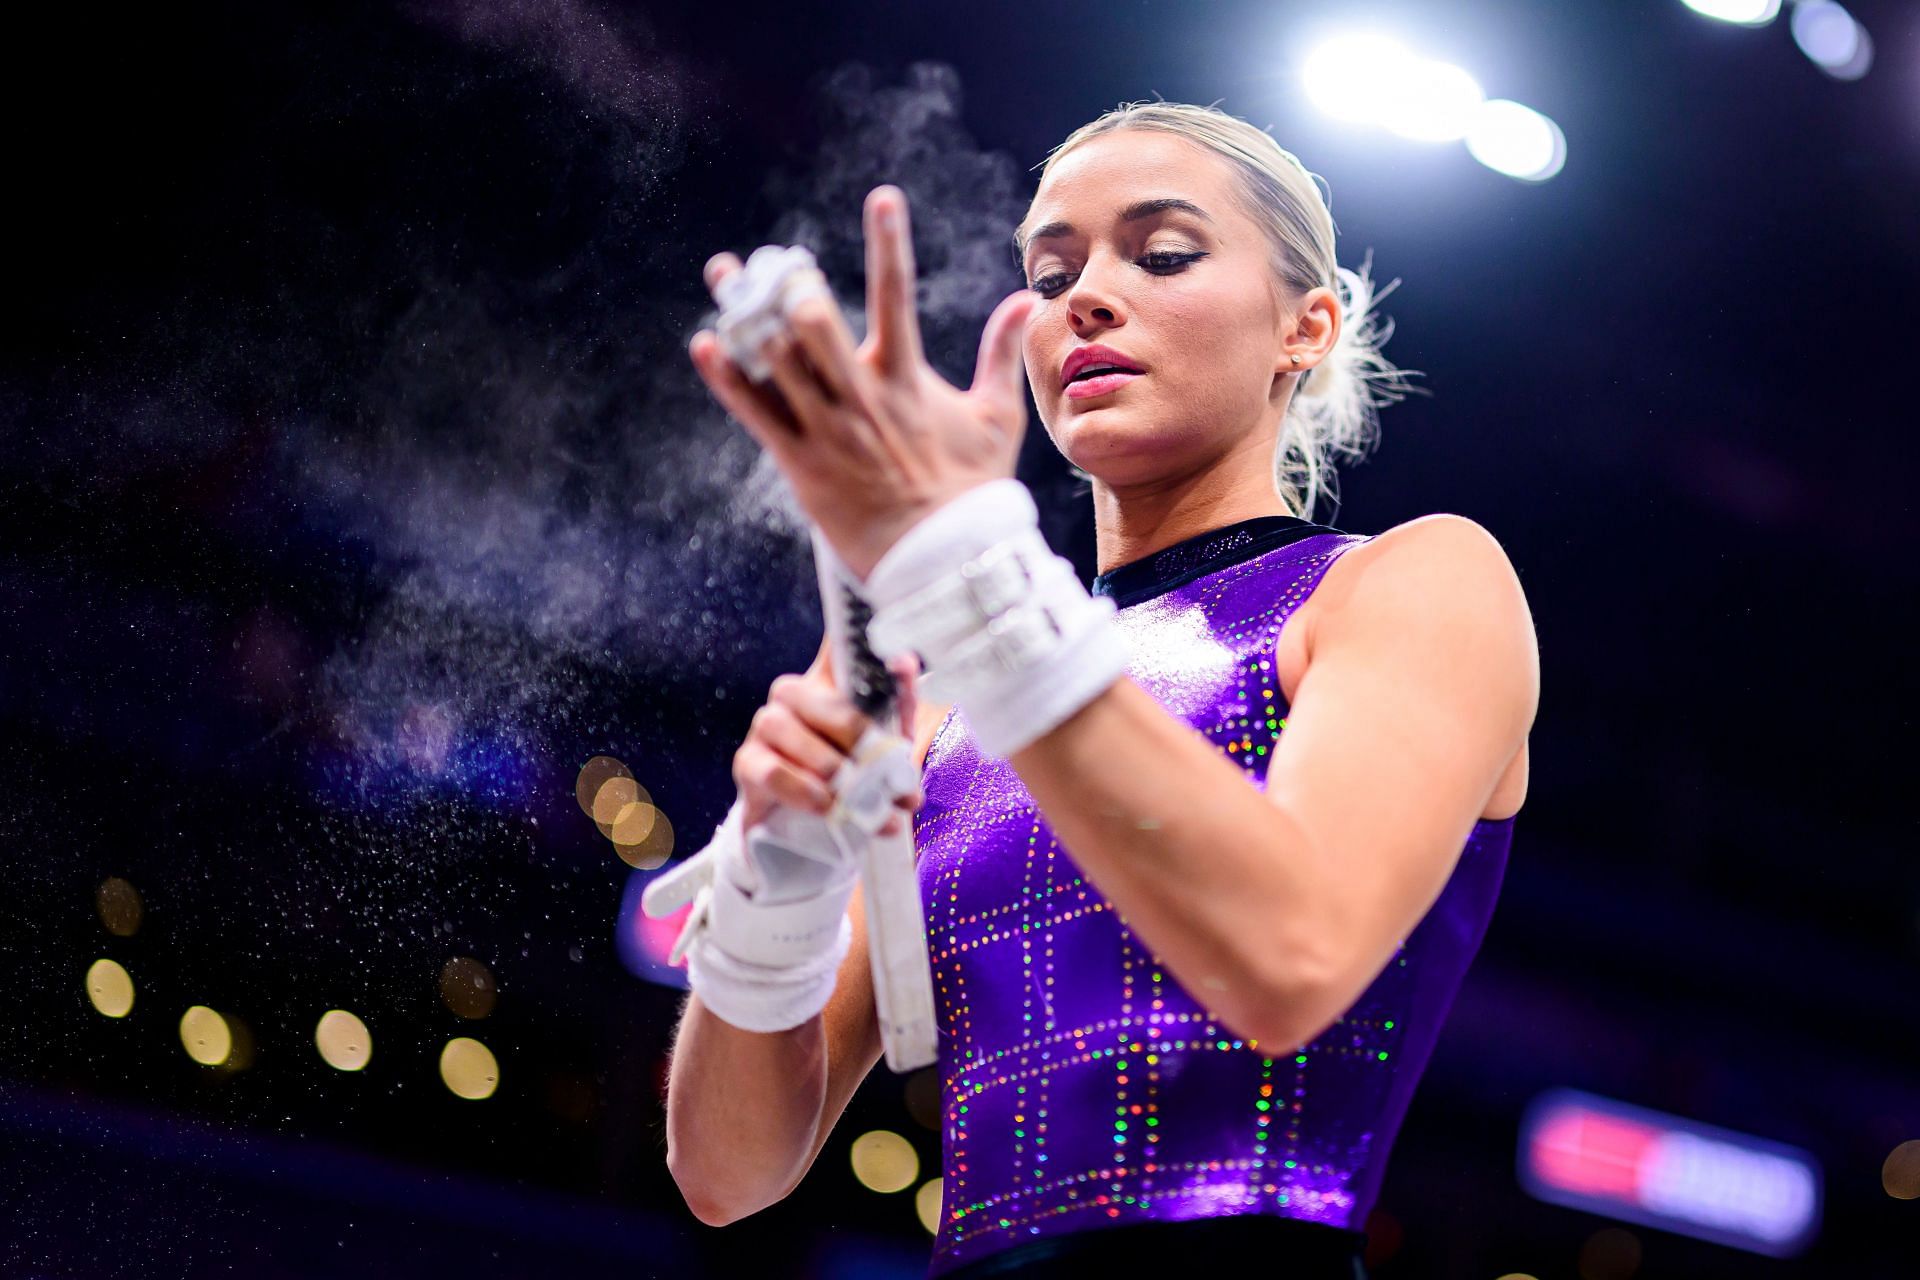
[1006,515,1539,1050]
[664,635,942,1226]
[665,878,884,1225]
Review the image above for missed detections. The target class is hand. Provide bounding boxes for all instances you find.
[689,185,1039,581]
[732,652,924,837]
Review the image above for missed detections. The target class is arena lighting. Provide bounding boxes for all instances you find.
[1303,33,1419,124]
[1790,1,1873,80]
[1517,1088,1821,1257]
[1465,101,1567,183]
[1302,34,1565,182]
[1681,0,1783,24]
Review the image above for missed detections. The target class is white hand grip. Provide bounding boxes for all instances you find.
[643,844,716,918]
[859,822,938,1072]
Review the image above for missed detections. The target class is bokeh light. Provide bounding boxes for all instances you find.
[95,877,143,937]
[85,958,134,1018]
[612,804,675,870]
[439,955,497,1019]
[850,1129,918,1194]
[903,1067,940,1131]
[440,1036,500,1100]
[545,1071,596,1125]
[315,1009,372,1072]
[1681,0,1781,25]
[915,1177,943,1233]
[1303,33,1418,124]
[574,755,634,818]
[589,772,649,829]
[1883,1139,1920,1199]
[578,756,676,868]
[1790,1,1872,80]
[1378,58,1485,142]
[1465,100,1568,182]
[1578,1226,1643,1280]
[179,1005,233,1067]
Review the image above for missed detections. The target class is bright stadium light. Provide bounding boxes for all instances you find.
[1465,99,1568,182]
[1303,33,1420,124]
[1790,1,1873,80]
[1681,0,1783,25]
[1378,58,1487,142]
[1302,32,1563,181]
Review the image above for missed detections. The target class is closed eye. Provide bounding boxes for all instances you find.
[1029,250,1208,299]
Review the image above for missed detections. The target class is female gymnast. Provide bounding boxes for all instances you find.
[660,101,1540,1278]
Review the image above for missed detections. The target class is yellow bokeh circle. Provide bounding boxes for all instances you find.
[316,1009,373,1072]
[86,959,135,1018]
[441,1036,500,1100]
[850,1129,919,1194]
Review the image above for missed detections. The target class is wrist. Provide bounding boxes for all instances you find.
[860,480,1130,758]
[688,913,853,1033]
[839,486,995,582]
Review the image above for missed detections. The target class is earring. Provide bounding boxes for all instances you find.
[1290,355,1301,366]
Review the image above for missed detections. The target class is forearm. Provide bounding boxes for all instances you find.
[1007,675,1334,1048]
[665,993,828,1225]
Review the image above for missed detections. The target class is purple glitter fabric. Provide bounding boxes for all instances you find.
[912,529,1515,1275]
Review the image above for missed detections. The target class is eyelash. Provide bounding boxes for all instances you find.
[1027,250,1208,299]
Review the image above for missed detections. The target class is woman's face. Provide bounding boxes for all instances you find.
[1018,130,1313,487]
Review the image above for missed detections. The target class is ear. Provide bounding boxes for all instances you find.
[1280,285,1341,377]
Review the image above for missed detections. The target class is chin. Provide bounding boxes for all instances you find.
[1056,415,1191,483]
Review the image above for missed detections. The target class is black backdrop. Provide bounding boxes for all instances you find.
[2,2,1914,1276]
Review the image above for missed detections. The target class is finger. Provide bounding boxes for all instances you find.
[734,741,835,816]
[971,287,1040,418]
[769,672,868,753]
[785,292,865,407]
[762,328,845,439]
[690,329,802,448]
[703,250,743,294]
[864,185,925,377]
[749,701,849,786]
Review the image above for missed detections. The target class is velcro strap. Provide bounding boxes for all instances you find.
[865,526,1059,659]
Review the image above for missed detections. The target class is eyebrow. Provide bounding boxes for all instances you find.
[1015,197,1214,261]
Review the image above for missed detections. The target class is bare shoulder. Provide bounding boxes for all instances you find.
[1360,512,1520,590]
[1307,513,1529,637]
[1285,513,1538,728]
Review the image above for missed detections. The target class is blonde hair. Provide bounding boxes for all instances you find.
[1016,100,1421,523]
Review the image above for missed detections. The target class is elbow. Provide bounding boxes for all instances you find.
[667,1147,786,1228]
[666,1149,736,1227]
[1229,939,1349,1054]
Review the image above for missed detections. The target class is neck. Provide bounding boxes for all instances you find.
[1089,427,1295,575]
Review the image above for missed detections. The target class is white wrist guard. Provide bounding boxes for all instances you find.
[863,479,1130,759]
[642,797,856,1034]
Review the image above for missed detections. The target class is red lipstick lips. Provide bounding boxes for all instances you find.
[1060,343,1146,390]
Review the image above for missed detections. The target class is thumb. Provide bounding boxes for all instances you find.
[971,288,1038,414]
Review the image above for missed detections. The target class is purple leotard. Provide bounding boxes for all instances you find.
[912,515,1516,1276]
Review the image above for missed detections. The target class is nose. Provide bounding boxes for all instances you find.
[1065,253,1127,331]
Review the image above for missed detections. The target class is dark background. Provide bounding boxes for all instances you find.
[2,1,1914,1276]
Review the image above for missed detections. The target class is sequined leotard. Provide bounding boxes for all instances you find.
[912,515,1517,1277]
